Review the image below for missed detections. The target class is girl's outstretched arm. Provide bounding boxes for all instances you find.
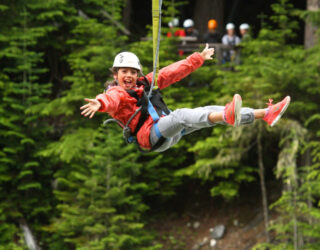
[80,98,101,119]
[145,44,214,89]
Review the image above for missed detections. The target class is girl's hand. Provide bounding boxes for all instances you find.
[80,98,101,118]
[200,43,215,60]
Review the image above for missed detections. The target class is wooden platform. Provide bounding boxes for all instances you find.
[177,38,239,64]
[141,36,240,64]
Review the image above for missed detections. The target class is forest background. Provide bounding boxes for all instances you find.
[1,0,320,249]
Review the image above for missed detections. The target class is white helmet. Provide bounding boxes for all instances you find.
[226,23,235,30]
[240,23,250,30]
[168,18,179,28]
[183,19,194,28]
[112,52,141,71]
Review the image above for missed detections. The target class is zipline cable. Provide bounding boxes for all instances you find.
[149,0,163,97]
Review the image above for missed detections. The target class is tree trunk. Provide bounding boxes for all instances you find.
[123,0,132,31]
[301,143,312,246]
[20,219,41,250]
[287,164,299,250]
[193,0,224,39]
[304,0,320,48]
[305,147,312,223]
[257,125,270,242]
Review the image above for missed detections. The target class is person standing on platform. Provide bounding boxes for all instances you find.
[183,19,199,39]
[167,18,186,38]
[239,23,251,41]
[222,23,241,63]
[203,19,221,43]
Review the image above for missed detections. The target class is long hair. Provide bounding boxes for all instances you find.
[104,79,118,89]
[104,68,119,91]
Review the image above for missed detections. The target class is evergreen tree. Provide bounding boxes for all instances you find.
[244,1,320,249]
[36,0,164,248]
[42,127,161,249]
[259,12,320,250]
[0,0,64,248]
[170,2,320,248]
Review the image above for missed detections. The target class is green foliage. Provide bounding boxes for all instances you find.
[245,0,320,249]
[42,127,161,249]
[162,0,187,35]
[1,0,320,249]
[0,0,59,247]
[1,0,163,248]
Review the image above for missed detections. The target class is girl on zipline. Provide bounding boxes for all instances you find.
[80,44,290,152]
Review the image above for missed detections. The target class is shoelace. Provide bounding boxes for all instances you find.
[266,99,273,107]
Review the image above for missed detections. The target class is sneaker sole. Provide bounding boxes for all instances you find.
[234,94,242,127]
[270,96,291,127]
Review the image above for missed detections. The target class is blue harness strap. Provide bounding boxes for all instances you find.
[147,99,185,139]
[153,123,162,138]
[147,99,160,122]
[147,99,163,138]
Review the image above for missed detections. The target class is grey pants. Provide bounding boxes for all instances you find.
[150,106,254,152]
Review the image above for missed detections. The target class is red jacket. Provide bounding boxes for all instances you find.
[97,52,204,149]
[166,29,186,37]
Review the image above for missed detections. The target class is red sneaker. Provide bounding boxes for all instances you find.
[263,96,291,127]
[224,94,242,127]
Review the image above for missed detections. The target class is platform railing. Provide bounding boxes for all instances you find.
[141,36,241,64]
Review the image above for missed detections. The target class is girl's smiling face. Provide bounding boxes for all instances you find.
[114,67,138,90]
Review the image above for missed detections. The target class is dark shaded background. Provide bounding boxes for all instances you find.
[128,0,306,43]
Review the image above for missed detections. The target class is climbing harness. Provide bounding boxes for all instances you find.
[104,79,169,152]
[103,0,167,152]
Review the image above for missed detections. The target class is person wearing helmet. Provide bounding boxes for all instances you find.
[239,23,250,41]
[203,19,221,43]
[80,46,291,152]
[183,18,199,39]
[222,23,241,63]
[167,18,186,38]
[169,18,179,29]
